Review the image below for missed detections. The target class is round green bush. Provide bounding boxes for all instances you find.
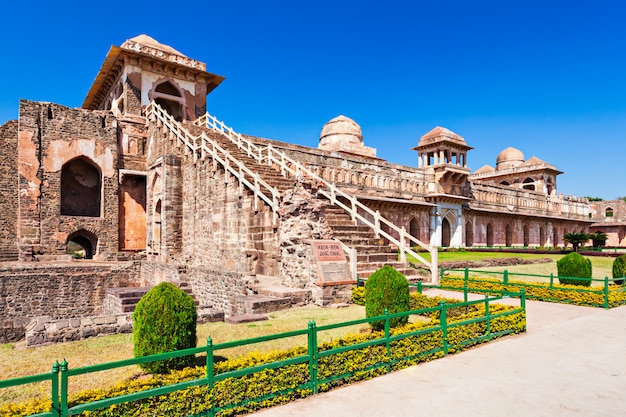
[133,282,198,374]
[612,254,626,285]
[365,265,409,331]
[556,252,592,286]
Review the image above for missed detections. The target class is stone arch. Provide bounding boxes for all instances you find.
[61,157,102,217]
[553,227,559,248]
[500,180,510,186]
[505,224,513,247]
[66,229,98,259]
[151,79,185,121]
[465,220,473,247]
[486,223,494,247]
[522,177,535,191]
[606,207,614,217]
[539,226,546,247]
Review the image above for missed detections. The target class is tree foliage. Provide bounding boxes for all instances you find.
[562,232,590,252]
[589,232,608,248]
[133,282,198,374]
[613,254,626,285]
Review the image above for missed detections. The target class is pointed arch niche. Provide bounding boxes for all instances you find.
[151,80,185,121]
[61,157,102,217]
[66,229,98,259]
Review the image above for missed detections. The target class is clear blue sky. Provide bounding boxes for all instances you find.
[1,1,624,200]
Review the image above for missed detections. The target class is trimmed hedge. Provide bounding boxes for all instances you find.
[556,252,592,286]
[612,255,626,285]
[439,275,626,308]
[1,295,524,417]
[365,266,410,330]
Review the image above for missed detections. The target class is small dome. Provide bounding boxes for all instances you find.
[496,147,524,170]
[320,115,362,144]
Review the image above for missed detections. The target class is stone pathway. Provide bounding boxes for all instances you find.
[251,290,626,417]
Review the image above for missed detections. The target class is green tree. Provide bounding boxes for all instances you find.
[557,252,593,286]
[613,254,626,285]
[562,232,590,252]
[589,232,608,248]
[133,282,197,374]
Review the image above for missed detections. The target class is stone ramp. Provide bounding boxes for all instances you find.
[252,294,625,417]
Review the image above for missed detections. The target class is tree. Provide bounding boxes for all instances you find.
[365,265,410,331]
[562,232,589,252]
[589,232,608,248]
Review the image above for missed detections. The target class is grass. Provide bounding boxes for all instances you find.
[0,305,367,404]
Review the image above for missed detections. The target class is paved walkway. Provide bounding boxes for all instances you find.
[253,290,626,417]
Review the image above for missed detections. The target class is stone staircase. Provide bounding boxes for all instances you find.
[0,244,19,262]
[324,207,422,280]
[188,123,422,282]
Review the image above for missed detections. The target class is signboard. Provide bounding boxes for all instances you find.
[310,240,354,286]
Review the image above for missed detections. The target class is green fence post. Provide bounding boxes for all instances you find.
[51,361,60,417]
[205,337,215,417]
[520,288,526,311]
[417,281,423,293]
[384,308,391,373]
[485,294,491,341]
[440,301,448,356]
[549,273,554,289]
[308,321,318,394]
[440,267,445,281]
[604,276,610,309]
[503,270,509,285]
[464,268,469,302]
[60,359,68,417]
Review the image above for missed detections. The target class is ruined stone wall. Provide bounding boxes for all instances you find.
[0,120,19,254]
[17,101,120,257]
[0,261,140,343]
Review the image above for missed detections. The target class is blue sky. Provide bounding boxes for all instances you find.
[1,1,624,199]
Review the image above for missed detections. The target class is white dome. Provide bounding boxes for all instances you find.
[496,147,525,170]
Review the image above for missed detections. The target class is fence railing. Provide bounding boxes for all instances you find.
[429,267,626,308]
[195,113,439,283]
[1,294,524,417]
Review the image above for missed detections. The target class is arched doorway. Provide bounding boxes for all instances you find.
[441,218,451,247]
[66,230,98,259]
[465,221,473,247]
[61,157,101,217]
[540,226,546,247]
[505,224,513,247]
[153,81,184,121]
[553,228,559,248]
[486,223,494,247]
[523,225,530,247]
[409,218,420,242]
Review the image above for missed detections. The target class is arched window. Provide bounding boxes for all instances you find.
[522,177,535,191]
[486,223,494,247]
[465,221,473,247]
[61,157,101,217]
[66,229,98,259]
[505,224,513,247]
[606,207,614,217]
[153,81,184,121]
[500,181,510,186]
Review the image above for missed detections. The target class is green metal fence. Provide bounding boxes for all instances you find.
[0,293,525,417]
[418,267,626,308]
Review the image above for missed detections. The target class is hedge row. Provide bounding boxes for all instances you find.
[439,276,626,308]
[1,295,525,417]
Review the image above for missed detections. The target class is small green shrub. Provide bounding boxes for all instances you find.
[133,282,198,374]
[612,255,626,285]
[556,252,592,286]
[365,265,409,330]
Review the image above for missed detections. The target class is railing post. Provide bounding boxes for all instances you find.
[399,227,407,263]
[549,273,554,289]
[308,321,318,395]
[464,268,469,302]
[350,196,357,225]
[384,308,391,373]
[51,361,60,417]
[485,294,491,341]
[374,210,381,237]
[417,281,423,294]
[60,359,68,417]
[604,276,610,309]
[440,301,448,356]
[350,248,357,281]
[520,289,527,331]
[503,270,509,285]
[206,337,215,417]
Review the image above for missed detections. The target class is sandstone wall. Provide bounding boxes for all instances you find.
[0,262,140,343]
[17,101,120,258]
[0,120,18,256]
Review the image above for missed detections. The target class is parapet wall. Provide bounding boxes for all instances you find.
[0,261,141,343]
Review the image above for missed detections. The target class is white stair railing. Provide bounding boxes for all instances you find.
[195,113,439,283]
[146,102,281,225]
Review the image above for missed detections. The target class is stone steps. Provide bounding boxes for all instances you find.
[0,245,19,262]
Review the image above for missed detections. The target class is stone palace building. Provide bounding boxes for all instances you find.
[0,35,622,344]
